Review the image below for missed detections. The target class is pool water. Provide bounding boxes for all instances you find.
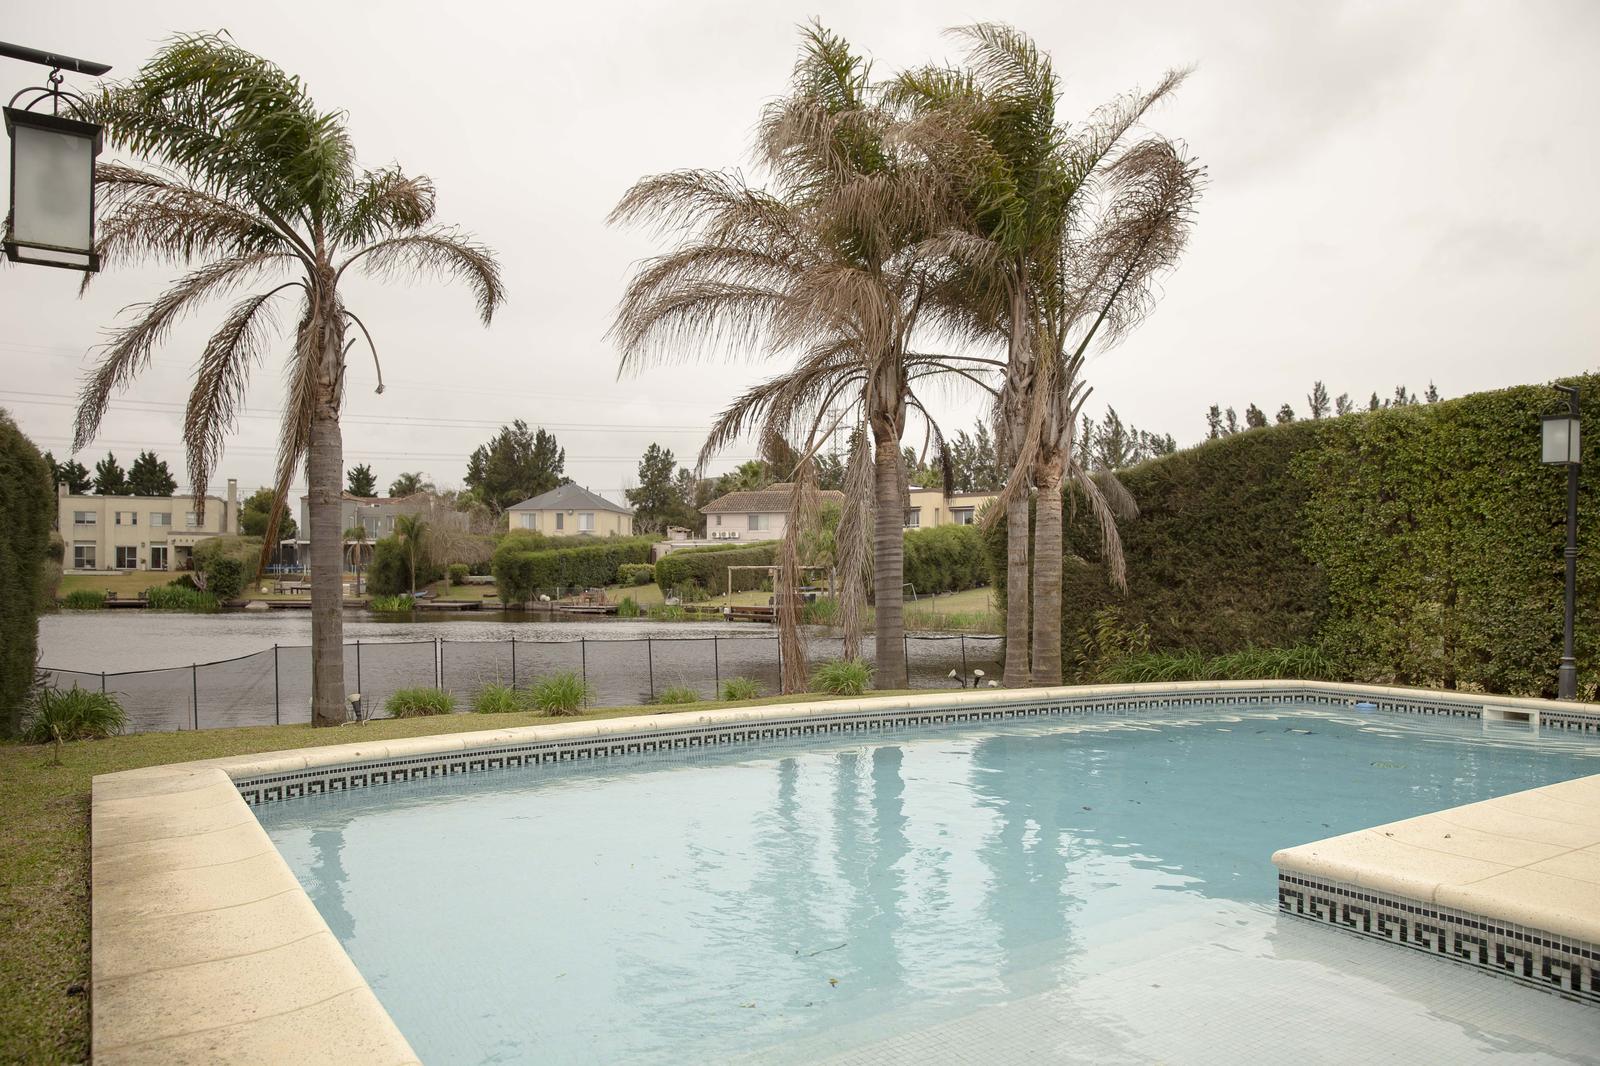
[257,707,1600,1063]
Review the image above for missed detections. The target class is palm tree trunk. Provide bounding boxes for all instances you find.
[1030,471,1063,684]
[1003,494,1031,685]
[872,428,907,689]
[309,394,346,726]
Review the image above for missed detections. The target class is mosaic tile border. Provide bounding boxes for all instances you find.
[1542,709,1600,734]
[230,683,1539,807]
[1278,872,1599,1006]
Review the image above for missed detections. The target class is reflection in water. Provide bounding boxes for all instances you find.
[256,709,1600,1066]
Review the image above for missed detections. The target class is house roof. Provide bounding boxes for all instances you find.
[507,483,632,514]
[701,483,846,514]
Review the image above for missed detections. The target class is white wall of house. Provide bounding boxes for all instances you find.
[58,480,238,572]
[507,508,633,536]
[702,510,787,543]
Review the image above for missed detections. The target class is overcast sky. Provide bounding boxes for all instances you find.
[3,1,1597,503]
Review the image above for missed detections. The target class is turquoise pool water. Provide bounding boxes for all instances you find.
[257,707,1600,1063]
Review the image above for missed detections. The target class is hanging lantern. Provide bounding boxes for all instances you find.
[4,106,102,271]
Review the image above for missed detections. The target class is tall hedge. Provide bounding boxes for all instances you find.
[1,412,53,736]
[654,542,778,594]
[368,535,444,596]
[492,535,656,605]
[987,375,1600,697]
[903,524,988,595]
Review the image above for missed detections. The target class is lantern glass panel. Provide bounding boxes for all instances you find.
[1542,417,1579,465]
[6,112,97,268]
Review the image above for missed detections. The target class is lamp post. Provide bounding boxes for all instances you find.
[1,41,111,272]
[1541,385,1581,699]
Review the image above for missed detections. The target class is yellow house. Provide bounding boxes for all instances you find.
[505,484,634,537]
[904,488,997,529]
[57,479,239,572]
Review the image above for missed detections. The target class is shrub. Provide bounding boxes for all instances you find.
[62,589,106,610]
[368,535,443,596]
[448,563,470,586]
[367,593,415,613]
[903,524,987,596]
[384,687,455,717]
[167,572,200,590]
[23,685,127,743]
[473,682,526,714]
[720,677,762,701]
[800,597,840,626]
[528,671,592,714]
[811,658,872,695]
[192,535,260,600]
[143,585,220,612]
[653,542,777,595]
[618,562,656,586]
[203,556,246,600]
[1098,645,1341,684]
[647,603,688,622]
[492,535,657,605]
[616,597,641,618]
[654,685,701,705]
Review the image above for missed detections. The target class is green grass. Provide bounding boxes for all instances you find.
[527,671,594,714]
[719,677,762,700]
[0,689,919,1062]
[653,684,702,705]
[812,658,873,695]
[1098,645,1341,684]
[142,585,220,612]
[60,589,106,610]
[22,687,128,745]
[472,682,525,714]
[366,594,416,613]
[383,687,455,717]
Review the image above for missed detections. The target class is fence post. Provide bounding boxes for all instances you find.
[776,633,782,688]
[100,671,106,695]
[511,636,517,688]
[580,638,588,706]
[646,637,655,700]
[192,664,199,731]
[273,644,281,725]
[437,637,444,691]
[904,634,910,683]
[713,635,720,691]
[960,634,967,685]
[355,640,362,699]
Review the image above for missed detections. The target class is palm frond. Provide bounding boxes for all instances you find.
[345,228,505,325]
[337,166,436,244]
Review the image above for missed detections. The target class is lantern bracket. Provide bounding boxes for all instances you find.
[8,69,89,118]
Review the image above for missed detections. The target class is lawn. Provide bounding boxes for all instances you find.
[0,690,913,1063]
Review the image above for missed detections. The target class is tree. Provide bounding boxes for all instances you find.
[1205,404,1223,439]
[1425,381,1441,403]
[0,412,53,737]
[1392,385,1414,408]
[127,450,178,496]
[393,514,428,593]
[388,471,432,497]
[241,486,297,539]
[464,420,566,513]
[43,452,92,494]
[1225,407,1240,434]
[1307,381,1330,420]
[93,452,129,495]
[344,525,368,594]
[72,35,504,726]
[1335,393,1353,417]
[626,443,698,533]
[346,463,377,497]
[1244,404,1268,429]
[1368,392,1382,412]
[1276,404,1296,424]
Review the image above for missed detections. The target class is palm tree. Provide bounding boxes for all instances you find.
[895,25,1192,684]
[343,525,368,595]
[70,35,504,725]
[610,24,963,688]
[394,514,428,593]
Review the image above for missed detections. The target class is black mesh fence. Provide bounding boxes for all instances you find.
[42,632,1002,733]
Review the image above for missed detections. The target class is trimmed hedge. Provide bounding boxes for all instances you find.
[654,542,777,594]
[0,411,52,737]
[368,535,442,596]
[988,375,1600,697]
[618,562,655,586]
[903,524,987,596]
[492,535,657,605]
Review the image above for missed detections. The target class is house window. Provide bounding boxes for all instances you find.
[555,512,565,531]
[115,546,139,569]
[952,507,975,525]
[150,512,172,528]
[115,511,137,526]
[905,508,921,528]
[715,515,722,526]
[578,512,595,532]
[73,543,96,569]
[150,546,168,570]
[185,512,200,529]
[73,510,96,526]
[519,513,535,530]
[749,514,766,531]
[362,516,379,536]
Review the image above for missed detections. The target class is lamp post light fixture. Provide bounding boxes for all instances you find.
[1541,385,1581,699]
[1,41,111,272]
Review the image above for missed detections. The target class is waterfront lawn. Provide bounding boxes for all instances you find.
[0,691,914,1063]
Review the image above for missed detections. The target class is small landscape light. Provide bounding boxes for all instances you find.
[349,692,364,722]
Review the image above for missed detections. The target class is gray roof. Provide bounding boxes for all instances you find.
[701,483,846,514]
[507,483,632,515]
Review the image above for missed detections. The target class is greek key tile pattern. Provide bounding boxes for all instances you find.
[1278,873,1599,1006]
[1542,708,1600,734]
[232,685,1512,807]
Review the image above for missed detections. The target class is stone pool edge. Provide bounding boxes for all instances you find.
[90,680,1600,1061]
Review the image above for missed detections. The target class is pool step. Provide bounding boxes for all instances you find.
[1273,774,1600,1005]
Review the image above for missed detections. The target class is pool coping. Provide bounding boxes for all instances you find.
[90,680,1600,1060]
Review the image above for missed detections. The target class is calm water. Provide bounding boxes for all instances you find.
[258,707,1600,1064]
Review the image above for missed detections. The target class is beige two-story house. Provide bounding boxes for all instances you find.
[57,479,239,572]
[505,484,634,536]
[904,488,998,529]
[698,483,847,544]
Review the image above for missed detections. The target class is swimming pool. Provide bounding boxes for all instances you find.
[257,705,1600,1063]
